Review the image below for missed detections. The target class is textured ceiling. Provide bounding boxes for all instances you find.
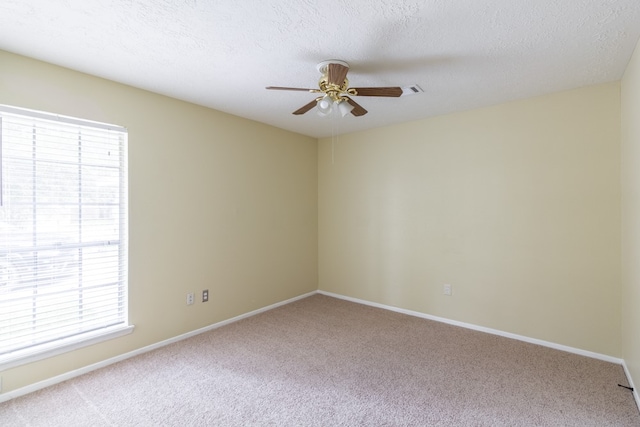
[1,0,639,138]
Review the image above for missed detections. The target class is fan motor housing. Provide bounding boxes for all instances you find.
[319,76,349,94]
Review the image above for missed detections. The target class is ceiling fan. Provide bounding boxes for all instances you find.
[266,60,403,117]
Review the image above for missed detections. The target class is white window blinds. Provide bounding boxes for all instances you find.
[0,105,129,367]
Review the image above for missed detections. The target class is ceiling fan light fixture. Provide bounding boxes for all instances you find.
[267,59,403,118]
[317,94,333,114]
[317,108,331,117]
[338,100,354,117]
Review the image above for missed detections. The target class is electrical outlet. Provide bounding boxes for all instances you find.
[186,293,194,305]
[202,289,209,303]
[443,284,452,296]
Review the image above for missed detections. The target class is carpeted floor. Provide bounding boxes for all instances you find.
[1,294,639,426]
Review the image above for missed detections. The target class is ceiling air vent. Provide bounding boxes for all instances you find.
[401,85,424,96]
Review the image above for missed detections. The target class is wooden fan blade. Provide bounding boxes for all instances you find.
[346,97,368,117]
[293,99,318,115]
[327,63,349,86]
[351,87,403,97]
[266,86,316,92]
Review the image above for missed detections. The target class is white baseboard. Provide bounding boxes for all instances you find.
[2,289,633,406]
[0,291,316,404]
[317,290,623,364]
[622,360,640,412]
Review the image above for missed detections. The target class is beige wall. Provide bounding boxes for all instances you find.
[622,38,640,390]
[0,45,633,396]
[0,50,318,393]
[319,83,622,356]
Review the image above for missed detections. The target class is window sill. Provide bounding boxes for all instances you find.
[0,324,135,371]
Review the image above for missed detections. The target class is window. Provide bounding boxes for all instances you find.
[0,105,132,369]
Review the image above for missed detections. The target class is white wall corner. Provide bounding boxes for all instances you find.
[622,360,640,413]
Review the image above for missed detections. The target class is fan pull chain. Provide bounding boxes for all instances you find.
[331,108,339,165]
[332,137,335,165]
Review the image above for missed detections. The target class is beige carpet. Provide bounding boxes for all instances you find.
[1,294,638,426]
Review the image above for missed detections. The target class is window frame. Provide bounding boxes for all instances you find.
[0,105,133,370]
